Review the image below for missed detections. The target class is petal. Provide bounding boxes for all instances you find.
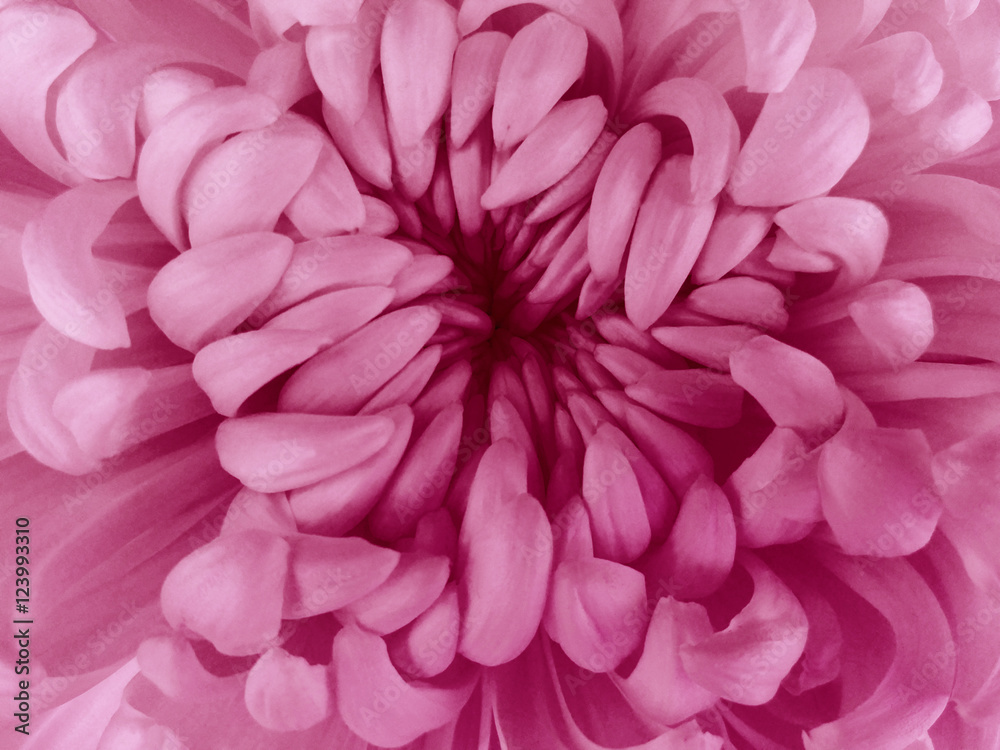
[306,23,379,124]
[771,197,888,289]
[262,286,395,340]
[614,597,717,727]
[381,0,458,148]
[841,32,943,115]
[0,3,95,184]
[215,411,396,492]
[337,551,451,635]
[818,426,942,557]
[457,0,624,108]
[22,181,138,349]
[193,329,333,417]
[626,77,740,202]
[160,529,290,656]
[183,114,325,247]
[680,554,809,705]
[137,87,282,249]
[643,475,736,600]
[386,584,461,678]
[323,76,393,190]
[481,96,608,210]
[727,67,870,207]
[625,368,744,429]
[624,156,717,330]
[288,406,414,534]
[545,557,647,672]
[729,335,845,435]
[244,648,329,731]
[735,0,817,93]
[283,533,401,619]
[449,31,509,148]
[691,196,774,284]
[284,140,367,238]
[492,13,588,151]
[277,306,442,415]
[147,232,294,352]
[587,123,661,282]
[332,624,477,748]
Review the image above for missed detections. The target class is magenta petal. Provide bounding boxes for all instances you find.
[283,533,400,619]
[219,488,296,537]
[624,156,717,330]
[680,554,808,706]
[0,3,95,184]
[332,624,477,748]
[215,411,395,492]
[386,583,460,678]
[244,647,329,731]
[730,335,845,435]
[545,557,646,672]
[22,180,137,349]
[137,87,282,248]
[644,475,736,600]
[614,597,717,727]
[323,77,394,190]
[306,24,378,125]
[587,123,661,282]
[481,96,608,210]
[492,13,588,151]
[147,232,294,352]
[842,31,944,115]
[381,0,458,148]
[728,67,870,207]
[625,368,744,429]
[818,426,942,557]
[284,140,367,239]
[160,529,290,656]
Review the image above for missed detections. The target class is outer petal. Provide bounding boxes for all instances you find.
[734,0,817,93]
[727,68,870,207]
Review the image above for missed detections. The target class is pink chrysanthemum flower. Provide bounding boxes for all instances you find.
[3,0,1000,747]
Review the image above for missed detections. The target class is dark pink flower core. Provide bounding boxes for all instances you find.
[3,1,1000,748]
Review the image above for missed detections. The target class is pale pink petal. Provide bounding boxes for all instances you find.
[449,118,493,236]
[219,488,297,537]
[545,557,647,671]
[333,624,477,748]
[625,368,744,428]
[652,324,760,371]
[818,426,942,556]
[841,32,943,115]
[263,286,395,341]
[193,329,332,417]
[288,406,414,533]
[183,114,324,246]
[22,180,137,348]
[246,39,317,112]
[215,411,396,492]
[361,345,443,414]
[492,13,588,151]
[481,96,608,210]
[771,197,888,289]
[953,0,1000,101]
[244,647,329,731]
[160,529,290,655]
[683,277,789,330]
[381,0,458,148]
[681,554,808,705]
[626,77,740,202]
[248,0,363,42]
[284,141,367,238]
[147,232,293,352]
[283,533,401,618]
[730,335,845,435]
[337,551,450,634]
[734,0,816,92]
[449,31,510,148]
[691,196,774,284]
[614,597,717,726]
[620,400,714,497]
[136,67,216,136]
[386,584,460,678]
[306,23,379,124]
[458,0,624,107]
[137,87,282,248]
[587,123,661,282]
[370,402,463,539]
[278,306,442,414]
[0,3,94,184]
[52,364,214,460]
[323,77,394,190]
[643,475,736,600]
[728,67,870,207]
